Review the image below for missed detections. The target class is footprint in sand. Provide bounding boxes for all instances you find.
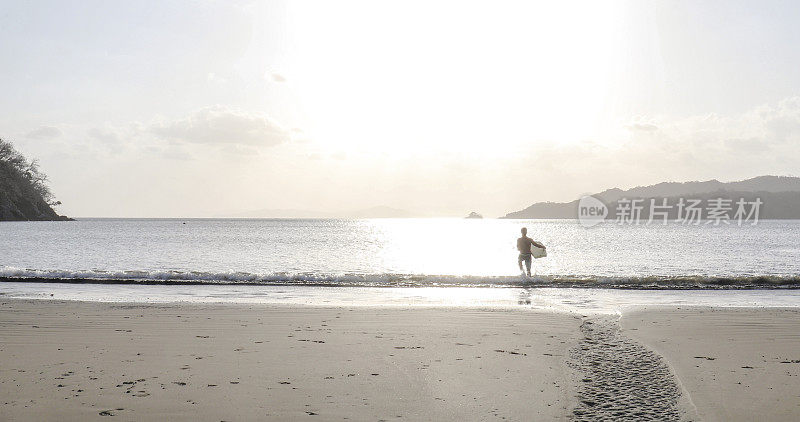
[99,408,123,416]
[694,356,716,360]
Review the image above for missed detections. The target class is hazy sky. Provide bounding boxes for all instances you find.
[2,0,800,217]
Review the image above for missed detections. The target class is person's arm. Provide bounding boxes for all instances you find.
[531,240,545,249]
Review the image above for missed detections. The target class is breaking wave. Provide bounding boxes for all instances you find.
[1,267,799,289]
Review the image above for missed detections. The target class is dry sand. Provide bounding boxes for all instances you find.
[622,307,800,422]
[3,299,800,421]
[0,300,581,421]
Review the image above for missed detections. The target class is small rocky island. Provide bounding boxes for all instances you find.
[465,211,483,219]
[0,138,71,221]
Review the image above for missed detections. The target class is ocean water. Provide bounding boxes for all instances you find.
[2,218,800,289]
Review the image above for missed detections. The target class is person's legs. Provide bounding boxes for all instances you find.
[518,254,525,273]
[524,255,532,276]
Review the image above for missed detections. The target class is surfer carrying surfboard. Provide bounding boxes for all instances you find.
[517,227,546,277]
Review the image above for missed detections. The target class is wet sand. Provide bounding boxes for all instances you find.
[0,300,581,421]
[622,307,800,422]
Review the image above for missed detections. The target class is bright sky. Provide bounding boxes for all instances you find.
[2,0,800,217]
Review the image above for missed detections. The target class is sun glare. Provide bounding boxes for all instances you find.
[277,1,626,155]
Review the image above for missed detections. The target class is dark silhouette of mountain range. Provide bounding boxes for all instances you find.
[502,176,800,220]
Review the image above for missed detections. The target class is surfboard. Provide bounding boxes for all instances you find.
[531,244,547,259]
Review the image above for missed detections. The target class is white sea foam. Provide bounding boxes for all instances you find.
[2,266,799,289]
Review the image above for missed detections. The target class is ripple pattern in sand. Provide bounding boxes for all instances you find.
[568,317,684,421]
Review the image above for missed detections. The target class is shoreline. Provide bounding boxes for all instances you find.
[4,275,800,290]
[2,299,799,420]
[5,282,800,314]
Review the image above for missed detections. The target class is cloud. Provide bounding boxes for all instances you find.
[625,123,658,132]
[267,72,286,83]
[626,97,800,150]
[149,106,291,147]
[724,137,769,153]
[25,126,62,139]
[206,72,229,85]
[612,96,800,181]
[87,126,127,154]
[754,97,800,143]
[290,127,311,143]
[87,127,121,143]
[220,144,260,156]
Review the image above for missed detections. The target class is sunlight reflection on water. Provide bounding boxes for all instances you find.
[2,219,800,282]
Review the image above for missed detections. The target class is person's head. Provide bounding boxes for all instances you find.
[521,227,527,236]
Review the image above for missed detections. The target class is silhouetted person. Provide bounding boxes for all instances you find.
[517,227,545,276]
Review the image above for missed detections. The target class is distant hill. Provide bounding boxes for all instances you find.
[220,205,418,219]
[502,176,800,219]
[344,206,417,219]
[0,139,70,221]
[221,208,331,218]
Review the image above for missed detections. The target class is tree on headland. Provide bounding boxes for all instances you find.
[0,138,59,205]
[0,138,69,220]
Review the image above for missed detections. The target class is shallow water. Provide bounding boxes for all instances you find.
[4,282,800,315]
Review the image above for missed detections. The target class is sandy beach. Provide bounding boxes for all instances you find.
[622,307,800,422]
[0,300,581,421]
[2,299,800,421]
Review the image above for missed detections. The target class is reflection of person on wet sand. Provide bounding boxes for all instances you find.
[517,287,533,305]
[517,227,545,277]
